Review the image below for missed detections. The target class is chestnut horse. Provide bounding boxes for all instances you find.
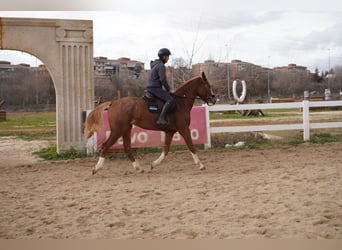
[84,72,216,174]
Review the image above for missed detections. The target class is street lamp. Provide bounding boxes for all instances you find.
[328,48,331,90]
[225,44,231,101]
[267,56,271,101]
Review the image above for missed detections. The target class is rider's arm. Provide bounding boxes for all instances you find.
[158,64,170,92]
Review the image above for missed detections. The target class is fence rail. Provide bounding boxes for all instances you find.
[204,100,342,148]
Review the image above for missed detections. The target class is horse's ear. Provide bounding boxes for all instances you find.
[201,72,207,82]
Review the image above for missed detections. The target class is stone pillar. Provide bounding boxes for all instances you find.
[55,22,94,151]
[0,17,94,152]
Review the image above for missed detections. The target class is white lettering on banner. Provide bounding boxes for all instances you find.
[137,132,148,143]
[160,129,200,142]
[173,132,181,141]
[191,129,199,140]
[116,137,123,145]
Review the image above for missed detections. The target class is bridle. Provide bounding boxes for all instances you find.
[172,93,216,106]
[172,93,201,100]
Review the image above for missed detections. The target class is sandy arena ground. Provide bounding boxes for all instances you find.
[0,138,341,239]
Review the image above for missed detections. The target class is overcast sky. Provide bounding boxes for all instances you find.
[1,1,342,72]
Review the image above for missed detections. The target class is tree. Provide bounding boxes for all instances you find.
[170,57,192,88]
[272,70,312,97]
[312,67,323,83]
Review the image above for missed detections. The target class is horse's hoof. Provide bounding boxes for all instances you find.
[150,164,154,170]
[92,169,97,175]
[199,165,206,170]
[134,166,144,173]
[132,161,143,172]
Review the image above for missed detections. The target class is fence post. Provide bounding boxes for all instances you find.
[302,100,310,141]
[203,104,212,149]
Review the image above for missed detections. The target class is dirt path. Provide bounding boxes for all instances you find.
[0,138,341,239]
[0,137,49,167]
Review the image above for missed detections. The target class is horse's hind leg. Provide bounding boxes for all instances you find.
[151,131,175,169]
[93,131,121,175]
[122,131,142,172]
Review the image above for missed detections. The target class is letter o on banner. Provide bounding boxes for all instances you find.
[232,80,247,103]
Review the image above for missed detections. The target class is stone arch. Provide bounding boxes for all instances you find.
[0,17,94,152]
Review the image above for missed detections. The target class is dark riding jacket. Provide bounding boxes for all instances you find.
[147,59,170,92]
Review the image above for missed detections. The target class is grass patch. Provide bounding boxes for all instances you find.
[0,112,56,131]
[15,133,56,141]
[246,140,285,149]
[33,144,88,160]
[0,112,56,142]
[309,133,342,144]
[209,108,301,120]
[210,112,243,120]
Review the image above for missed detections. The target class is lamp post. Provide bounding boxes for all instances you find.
[267,56,271,101]
[328,48,331,90]
[324,48,332,100]
[225,44,231,101]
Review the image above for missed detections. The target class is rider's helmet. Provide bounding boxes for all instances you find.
[158,48,171,59]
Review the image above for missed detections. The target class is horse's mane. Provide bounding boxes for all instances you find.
[174,76,201,94]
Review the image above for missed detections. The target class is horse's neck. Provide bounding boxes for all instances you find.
[175,78,199,97]
[174,79,198,109]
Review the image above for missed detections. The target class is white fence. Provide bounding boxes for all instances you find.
[204,100,342,148]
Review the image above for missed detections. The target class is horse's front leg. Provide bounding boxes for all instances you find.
[178,128,205,170]
[151,131,175,169]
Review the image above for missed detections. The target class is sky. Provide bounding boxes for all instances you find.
[1,1,342,72]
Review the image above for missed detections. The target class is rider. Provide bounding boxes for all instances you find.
[146,48,176,127]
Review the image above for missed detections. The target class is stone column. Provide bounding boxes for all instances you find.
[55,22,94,151]
[0,17,94,152]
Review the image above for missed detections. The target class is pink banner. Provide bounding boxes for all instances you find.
[96,106,208,150]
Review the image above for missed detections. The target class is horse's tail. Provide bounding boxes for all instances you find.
[84,101,112,139]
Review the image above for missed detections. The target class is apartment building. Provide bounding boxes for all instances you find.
[192,59,270,84]
[94,56,145,79]
[274,63,310,74]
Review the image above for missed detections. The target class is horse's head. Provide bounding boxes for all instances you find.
[197,72,217,106]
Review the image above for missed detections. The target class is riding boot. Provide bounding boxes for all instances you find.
[157,101,173,126]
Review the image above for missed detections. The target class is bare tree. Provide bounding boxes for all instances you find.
[272,71,312,98]
[170,58,192,88]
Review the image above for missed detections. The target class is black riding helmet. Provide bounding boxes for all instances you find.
[158,48,171,59]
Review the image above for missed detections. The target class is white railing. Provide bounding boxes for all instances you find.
[204,100,342,148]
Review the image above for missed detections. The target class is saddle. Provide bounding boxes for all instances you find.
[143,90,165,114]
[143,90,177,114]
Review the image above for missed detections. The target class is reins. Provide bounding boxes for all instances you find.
[172,93,215,106]
[172,93,201,100]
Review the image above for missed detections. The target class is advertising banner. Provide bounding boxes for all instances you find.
[96,106,207,150]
